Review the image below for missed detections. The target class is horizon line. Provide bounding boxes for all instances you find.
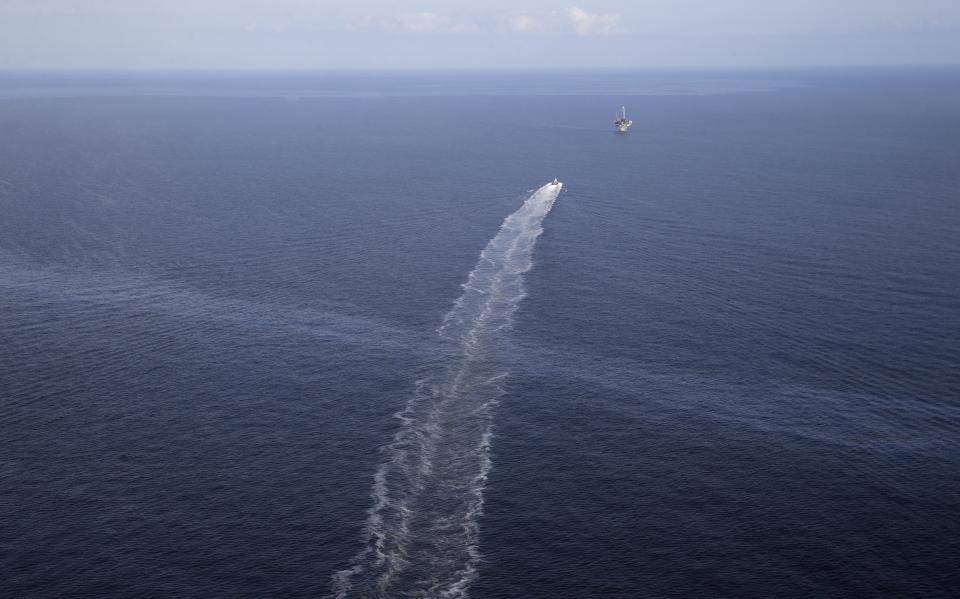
[1,63,959,74]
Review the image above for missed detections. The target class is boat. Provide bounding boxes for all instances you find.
[615,106,633,133]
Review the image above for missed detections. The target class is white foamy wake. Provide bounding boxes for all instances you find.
[330,182,562,598]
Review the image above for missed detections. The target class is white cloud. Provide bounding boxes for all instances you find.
[507,15,545,34]
[396,12,474,33]
[347,12,474,33]
[566,7,621,36]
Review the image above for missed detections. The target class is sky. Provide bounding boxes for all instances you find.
[1,0,959,69]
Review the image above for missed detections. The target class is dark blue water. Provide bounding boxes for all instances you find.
[1,69,959,598]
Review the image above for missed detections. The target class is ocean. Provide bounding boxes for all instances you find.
[1,68,958,598]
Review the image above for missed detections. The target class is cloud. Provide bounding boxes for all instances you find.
[397,12,474,33]
[346,12,474,33]
[566,7,621,36]
[507,15,545,34]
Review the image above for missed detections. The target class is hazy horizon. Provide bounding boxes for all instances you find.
[3,64,960,73]
[3,1,960,70]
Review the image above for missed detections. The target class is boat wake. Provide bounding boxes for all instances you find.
[330,181,562,598]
